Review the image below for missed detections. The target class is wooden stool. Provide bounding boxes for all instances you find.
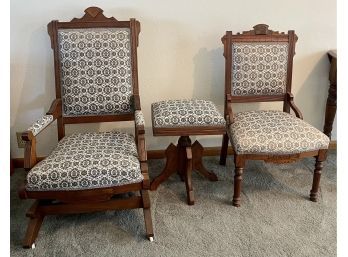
[149,99,225,205]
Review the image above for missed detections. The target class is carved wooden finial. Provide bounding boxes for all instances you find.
[85,7,103,18]
[253,24,269,35]
[70,6,117,22]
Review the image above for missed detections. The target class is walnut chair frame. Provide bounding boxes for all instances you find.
[219,24,328,207]
[18,7,154,248]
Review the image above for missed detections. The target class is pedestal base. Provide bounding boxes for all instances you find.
[150,136,218,205]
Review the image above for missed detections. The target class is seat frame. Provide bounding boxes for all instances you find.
[219,24,328,207]
[18,7,154,248]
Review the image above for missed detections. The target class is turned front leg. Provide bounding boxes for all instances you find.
[233,156,245,207]
[310,150,327,202]
[233,167,244,207]
[310,160,323,202]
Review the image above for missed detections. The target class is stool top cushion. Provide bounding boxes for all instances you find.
[26,131,143,191]
[151,99,225,129]
[228,110,330,155]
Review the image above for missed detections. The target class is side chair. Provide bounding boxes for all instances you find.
[219,24,330,207]
[18,6,154,248]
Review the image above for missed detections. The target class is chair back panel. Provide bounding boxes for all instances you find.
[58,27,134,117]
[231,42,289,96]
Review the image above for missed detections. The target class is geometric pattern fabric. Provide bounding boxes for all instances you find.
[152,99,225,128]
[231,42,289,96]
[58,28,133,116]
[228,110,330,155]
[27,115,54,136]
[26,131,143,191]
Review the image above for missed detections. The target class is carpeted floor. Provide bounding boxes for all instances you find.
[10,152,336,257]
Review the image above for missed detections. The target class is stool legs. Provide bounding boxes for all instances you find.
[192,141,218,181]
[150,136,218,205]
[150,144,178,191]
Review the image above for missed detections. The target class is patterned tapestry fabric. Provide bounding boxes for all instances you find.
[152,99,225,128]
[135,110,145,127]
[228,110,330,155]
[27,115,54,136]
[26,131,143,191]
[231,42,289,96]
[58,28,134,117]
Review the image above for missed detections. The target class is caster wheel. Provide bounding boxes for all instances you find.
[149,236,154,242]
[31,243,36,249]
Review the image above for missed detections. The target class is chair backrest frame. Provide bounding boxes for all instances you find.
[47,7,141,140]
[222,24,297,117]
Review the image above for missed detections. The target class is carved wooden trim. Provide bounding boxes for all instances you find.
[70,7,118,22]
[237,24,284,35]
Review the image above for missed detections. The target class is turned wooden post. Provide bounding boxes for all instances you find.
[310,159,323,202]
[323,50,337,138]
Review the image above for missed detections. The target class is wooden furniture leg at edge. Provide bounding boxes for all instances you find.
[232,156,245,207]
[310,149,327,202]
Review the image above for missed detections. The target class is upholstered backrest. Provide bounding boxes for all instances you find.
[222,24,297,101]
[58,27,134,116]
[231,42,289,96]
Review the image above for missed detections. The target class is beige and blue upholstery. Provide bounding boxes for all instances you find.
[58,28,133,116]
[231,42,288,96]
[27,115,54,136]
[152,99,225,128]
[26,131,143,191]
[228,110,330,155]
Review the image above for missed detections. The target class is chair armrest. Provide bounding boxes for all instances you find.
[287,92,303,119]
[135,110,145,134]
[26,115,54,137]
[21,99,61,170]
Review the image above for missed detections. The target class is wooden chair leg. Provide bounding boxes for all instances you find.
[219,133,229,165]
[22,200,44,248]
[141,190,154,240]
[23,215,44,248]
[233,167,244,207]
[310,150,327,202]
[185,147,194,205]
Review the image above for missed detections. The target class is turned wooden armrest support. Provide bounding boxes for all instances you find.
[46,98,62,119]
[21,99,62,170]
[286,92,303,119]
[225,94,235,125]
[136,129,149,189]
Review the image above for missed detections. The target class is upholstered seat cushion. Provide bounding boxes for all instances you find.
[26,131,143,191]
[152,99,225,128]
[228,110,330,155]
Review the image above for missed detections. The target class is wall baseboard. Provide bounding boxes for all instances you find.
[12,140,337,169]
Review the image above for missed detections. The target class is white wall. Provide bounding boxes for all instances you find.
[10,0,337,158]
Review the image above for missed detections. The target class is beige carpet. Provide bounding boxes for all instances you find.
[10,152,336,257]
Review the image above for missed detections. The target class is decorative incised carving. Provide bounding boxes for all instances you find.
[264,154,301,164]
[71,6,118,22]
[237,24,284,35]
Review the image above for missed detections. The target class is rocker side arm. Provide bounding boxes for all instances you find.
[286,92,303,119]
[21,99,62,170]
